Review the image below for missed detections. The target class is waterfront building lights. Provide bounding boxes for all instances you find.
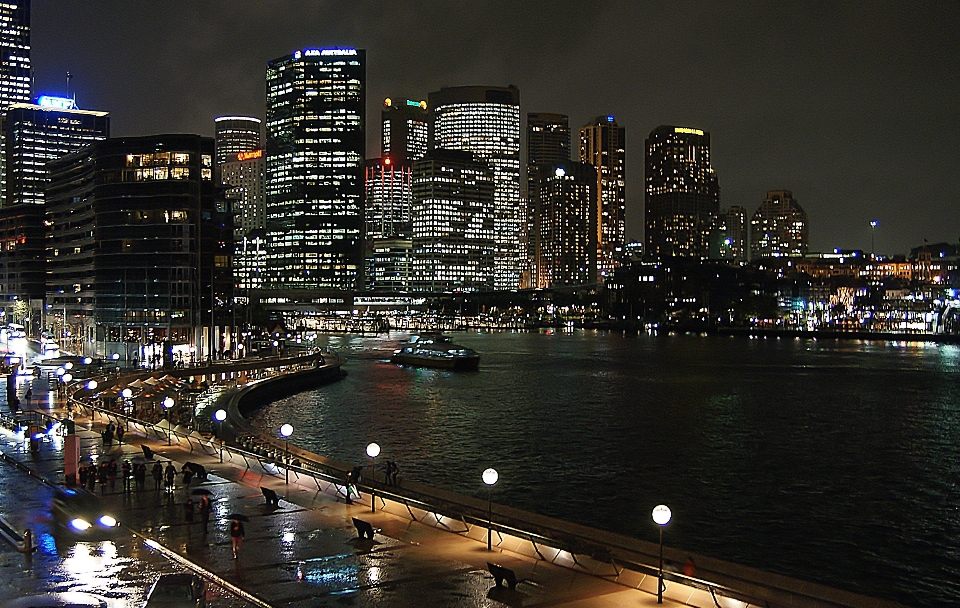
[652,504,672,603]
[482,467,499,550]
[280,423,294,485]
[214,409,227,462]
[366,442,380,512]
[162,396,175,445]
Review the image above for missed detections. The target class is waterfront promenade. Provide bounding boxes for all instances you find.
[0,360,908,608]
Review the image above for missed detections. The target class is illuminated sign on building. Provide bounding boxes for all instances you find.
[674,127,704,136]
[37,96,77,110]
[236,149,263,161]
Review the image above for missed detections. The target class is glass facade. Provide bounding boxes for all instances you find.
[580,116,625,280]
[3,101,109,206]
[412,150,495,292]
[526,112,570,287]
[265,48,365,291]
[381,97,427,162]
[532,161,597,288]
[645,125,720,260]
[364,157,412,240]
[0,1,29,109]
[429,86,520,290]
[214,115,261,180]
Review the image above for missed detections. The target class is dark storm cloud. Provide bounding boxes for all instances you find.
[33,1,960,255]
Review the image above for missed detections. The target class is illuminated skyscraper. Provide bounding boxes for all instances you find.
[0,1,30,109]
[265,48,365,292]
[429,85,521,290]
[3,96,109,206]
[526,113,570,287]
[708,206,747,261]
[214,115,261,182]
[412,150,495,292]
[644,125,719,260]
[364,156,412,240]
[579,116,625,280]
[750,190,809,259]
[381,97,427,162]
[532,161,597,288]
[222,149,266,292]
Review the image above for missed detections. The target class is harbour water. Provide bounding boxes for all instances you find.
[250,330,960,606]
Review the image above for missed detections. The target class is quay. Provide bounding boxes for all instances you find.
[0,352,908,608]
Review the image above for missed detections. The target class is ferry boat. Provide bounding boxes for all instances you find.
[391,335,480,371]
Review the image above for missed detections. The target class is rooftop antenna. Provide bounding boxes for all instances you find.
[66,71,73,103]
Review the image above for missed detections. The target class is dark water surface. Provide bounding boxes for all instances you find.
[251,331,960,606]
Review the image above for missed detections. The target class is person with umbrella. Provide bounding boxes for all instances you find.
[192,489,212,530]
[229,514,247,558]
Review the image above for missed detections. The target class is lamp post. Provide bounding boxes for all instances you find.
[870,220,879,259]
[482,468,498,551]
[652,504,672,604]
[162,396,175,445]
[279,423,294,485]
[214,409,227,462]
[366,442,380,512]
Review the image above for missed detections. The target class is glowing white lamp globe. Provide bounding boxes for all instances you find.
[366,442,381,458]
[279,423,294,438]
[482,468,499,486]
[62,373,73,383]
[162,396,175,409]
[86,380,98,390]
[64,362,73,370]
[214,409,227,422]
[121,388,133,399]
[652,504,672,526]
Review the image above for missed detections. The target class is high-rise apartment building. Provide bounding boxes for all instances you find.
[526,113,570,287]
[644,125,720,260]
[580,116,625,281]
[750,190,809,259]
[0,1,30,109]
[214,116,261,167]
[3,97,109,206]
[265,48,365,292]
[222,149,266,294]
[412,150,495,292]
[708,206,747,261]
[532,161,597,288]
[46,135,233,365]
[429,85,521,290]
[382,97,427,162]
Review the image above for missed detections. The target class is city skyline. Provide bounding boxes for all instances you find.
[27,1,960,256]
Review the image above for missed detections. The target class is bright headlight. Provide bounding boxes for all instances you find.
[99,515,117,527]
[70,518,91,531]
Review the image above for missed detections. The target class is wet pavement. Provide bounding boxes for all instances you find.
[0,367,758,608]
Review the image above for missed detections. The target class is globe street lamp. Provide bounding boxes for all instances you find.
[652,504,672,604]
[482,468,498,551]
[870,220,879,258]
[213,409,227,462]
[162,396,175,445]
[366,442,380,512]
[279,423,294,485]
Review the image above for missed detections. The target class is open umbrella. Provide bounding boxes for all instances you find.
[190,488,213,496]
[132,456,146,464]
[226,513,250,522]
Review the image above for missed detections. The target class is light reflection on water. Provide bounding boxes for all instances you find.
[253,330,960,606]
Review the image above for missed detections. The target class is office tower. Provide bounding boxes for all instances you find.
[214,116,261,167]
[750,190,809,259]
[579,116,625,281]
[3,96,108,206]
[429,85,520,290]
[708,206,747,261]
[366,237,413,292]
[644,125,720,260]
[382,97,427,162]
[532,161,597,288]
[525,112,570,287]
[221,149,266,294]
[0,1,30,109]
[46,135,233,365]
[0,202,43,324]
[365,156,412,240]
[265,48,365,292]
[412,150,495,292]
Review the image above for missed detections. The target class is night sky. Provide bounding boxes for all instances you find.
[32,1,960,256]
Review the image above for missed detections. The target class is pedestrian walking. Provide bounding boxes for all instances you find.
[24,387,31,404]
[134,463,146,492]
[181,464,194,486]
[230,518,245,558]
[184,499,194,524]
[97,463,108,494]
[104,422,115,445]
[164,462,176,493]
[107,459,118,491]
[152,462,163,491]
[121,460,132,492]
[115,424,125,444]
[198,495,211,530]
[683,557,696,578]
[387,461,400,486]
[344,471,355,504]
[87,464,97,491]
[78,464,88,488]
